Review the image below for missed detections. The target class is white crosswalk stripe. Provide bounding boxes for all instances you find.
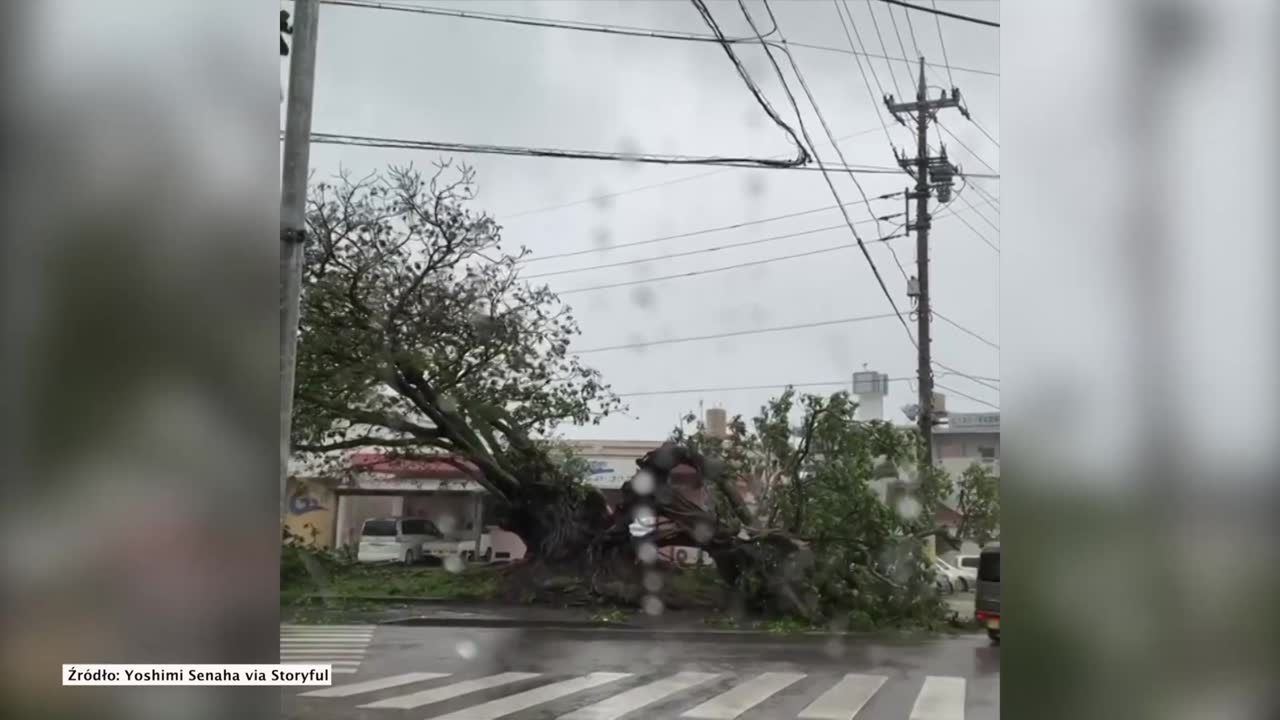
[280,625,375,675]
[909,676,966,720]
[797,673,887,720]
[292,668,973,719]
[360,672,541,710]
[426,672,631,720]
[301,672,451,698]
[558,672,721,720]
[680,672,806,719]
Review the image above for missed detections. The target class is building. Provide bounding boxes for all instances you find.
[285,436,708,563]
[933,411,1001,478]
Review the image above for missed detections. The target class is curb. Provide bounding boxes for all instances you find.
[298,594,484,604]
[377,617,984,641]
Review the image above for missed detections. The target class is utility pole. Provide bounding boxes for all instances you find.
[886,58,963,471]
[280,0,320,517]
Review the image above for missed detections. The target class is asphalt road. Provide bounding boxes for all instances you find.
[282,623,999,719]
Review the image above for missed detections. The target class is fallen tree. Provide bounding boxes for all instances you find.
[292,164,979,624]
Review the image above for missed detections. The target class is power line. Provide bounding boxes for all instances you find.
[514,190,972,269]
[900,1,925,60]
[854,0,903,98]
[934,382,999,410]
[785,39,997,78]
[938,120,997,174]
[575,312,901,354]
[875,0,1000,29]
[833,0,895,147]
[942,204,999,252]
[555,230,907,296]
[301,132,927,174]
[933,361,1000,392]
[520,192,902,265]
[526,220,900,279]
[687,0,810,167]
[505,125,886,221]
[319,0,777,44]
[969,116,1000,147]
[933,310,999,349]
[521,193,976,275]
[957,191,999,232]
[735,0,916,350]
[619,380,860,398]
[931,0,956,87]
[304,132,810,168]
[617,377,914,398]
[617,373,1000,401]
[884,1,917,82]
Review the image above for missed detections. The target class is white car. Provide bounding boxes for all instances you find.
[934,558,971,592]
[952,555,980,586]
[356,517,453,565]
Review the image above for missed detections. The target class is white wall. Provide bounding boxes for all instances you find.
[334,495,399,549]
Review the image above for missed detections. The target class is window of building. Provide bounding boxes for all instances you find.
[978,446,997,462]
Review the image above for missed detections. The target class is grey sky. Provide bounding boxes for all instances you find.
[293,0,1000,441]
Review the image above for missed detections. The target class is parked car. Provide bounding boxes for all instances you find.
[459,532,494,563]
[356,517,451,565]
[955,554,981,585]
[927,562,954,594]
[974,543,1001,643]
[935,558,973,591]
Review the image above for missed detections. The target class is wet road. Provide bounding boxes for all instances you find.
[282,624,999,719]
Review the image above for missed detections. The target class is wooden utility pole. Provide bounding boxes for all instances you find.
[886,58,963,469]
[279,0,320,516]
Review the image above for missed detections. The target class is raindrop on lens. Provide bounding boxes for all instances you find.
[632,471,655,495]
[643,571,664,593]
[637,542,659,565]
[642,595,665,616]
[444,554,465,574]
[456,639,478,659]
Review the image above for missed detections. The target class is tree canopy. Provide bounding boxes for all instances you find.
[292,163,622,510]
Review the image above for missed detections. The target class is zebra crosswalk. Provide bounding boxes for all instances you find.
[280,624,375,675]
[292,669,975,719]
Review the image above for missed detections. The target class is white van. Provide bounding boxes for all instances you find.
[357,517,447,565]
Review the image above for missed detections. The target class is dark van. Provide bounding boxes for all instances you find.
[974,543,1000,643]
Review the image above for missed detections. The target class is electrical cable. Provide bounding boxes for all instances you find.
[938,121,997,174]
[555,229,907,296]
[301,133,812,169]
[616,378,913,398]
[505,125,886,221]
[785,39,997,78]
[931,0,956,87]
[318,0,779,44]
[875,0,1000,29]
[933,310,999,349]
[969,116,1000,147]
[731,0,916,350]
[520,192,902,265]
[885,0,918,75]
[933,361,1000,392]
[687,0,811,167]
[854,0,903,98]
[833,0,895,147]
[575,312,901,354]
[942,204,999,252]
[934,382,999,409]
[957,191,999,232]
[900,0,926,61]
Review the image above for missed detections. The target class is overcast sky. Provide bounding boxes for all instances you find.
[292,0,1000,441]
